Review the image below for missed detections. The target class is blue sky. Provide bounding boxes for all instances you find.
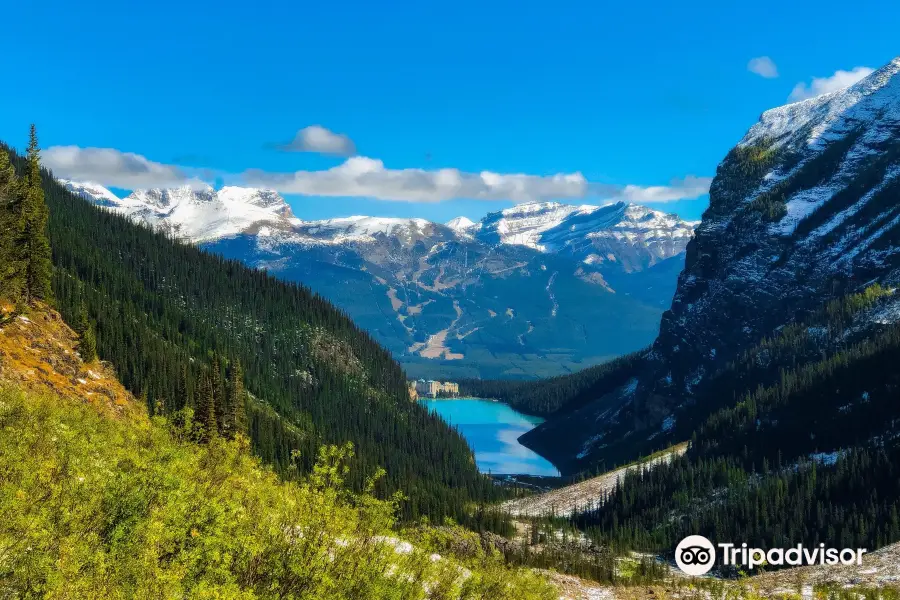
[2,0,897,223]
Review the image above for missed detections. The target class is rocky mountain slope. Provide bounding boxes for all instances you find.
[0,302,140,420]
[522,56,900,473]
[652,56,900,401]
[60,181,696,379]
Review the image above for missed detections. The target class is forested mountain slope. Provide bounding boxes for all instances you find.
[2,141,500,522]
[523,57,900,475]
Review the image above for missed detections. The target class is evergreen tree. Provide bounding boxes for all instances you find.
[228,359,247,439]
[75,298,90,336]
[0,143,24,302]
[20,126,53,305]
[196,373,218,443]
[80,322,98,363]
[212,353,226,433]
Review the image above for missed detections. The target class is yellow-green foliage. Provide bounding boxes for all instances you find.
[0,385,555,600]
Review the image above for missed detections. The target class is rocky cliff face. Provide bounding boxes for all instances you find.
[523,57,900,472]
[649,57,900,410]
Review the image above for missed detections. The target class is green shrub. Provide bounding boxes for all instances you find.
[0,385,555,599]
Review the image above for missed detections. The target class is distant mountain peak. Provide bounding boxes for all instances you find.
[445,216,477,232]
[65,180,294,243]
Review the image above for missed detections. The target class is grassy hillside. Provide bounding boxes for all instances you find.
[0,381,555,599]
[1,141,501,522]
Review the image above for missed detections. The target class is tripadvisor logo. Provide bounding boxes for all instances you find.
[676,535,716,575]
[675,536,868,576]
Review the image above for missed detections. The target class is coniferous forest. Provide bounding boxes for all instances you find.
[0,134,505,523]
[521,284,900,559]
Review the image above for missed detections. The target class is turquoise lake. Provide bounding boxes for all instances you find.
[420,398,560,476]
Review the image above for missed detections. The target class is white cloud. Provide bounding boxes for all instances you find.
[279,125,356,156]
[748,56,779,79]
[44,146,207,190]
[615,176,713,203]
[244,157,711,204]
[245,156,588,203]
[47,145,712,206]
[789,66,874,102]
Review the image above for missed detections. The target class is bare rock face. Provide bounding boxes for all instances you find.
[647,57,900,412]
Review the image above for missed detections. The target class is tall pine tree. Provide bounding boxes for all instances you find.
[195,373,218,443]
[80,322,98,363]
[227,359,247,439]
[0,145,24,302]
[21,125,53,305]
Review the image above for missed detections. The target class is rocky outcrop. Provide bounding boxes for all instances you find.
[0,303,140,420]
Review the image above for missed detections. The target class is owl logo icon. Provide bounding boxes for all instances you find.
[675,535,716,575]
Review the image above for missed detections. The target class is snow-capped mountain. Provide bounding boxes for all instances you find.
[516,202,696,272]
[68,180,694,266]
[522,56,900,471]
[63,183,298,243]
[656,56,900,382]
[293,216,440,246]
[450,201,696,271]
[445,216,479,233]
[477,202,590,250]
[63,181,695,379]
[59,180,125,208]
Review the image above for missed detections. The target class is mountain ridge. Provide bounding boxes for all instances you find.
[520,55,900,473]
[62,179,693,263]
[61,180,696,378]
